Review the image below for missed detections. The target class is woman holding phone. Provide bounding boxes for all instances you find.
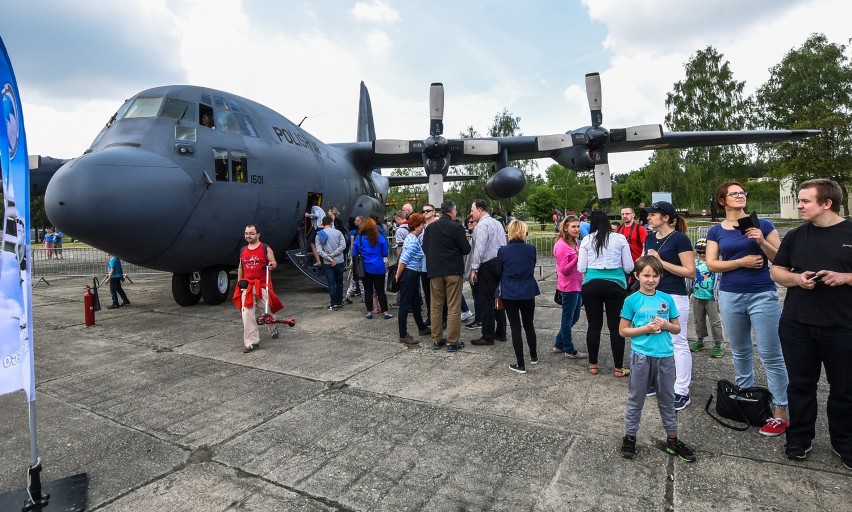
[705,180,789,437]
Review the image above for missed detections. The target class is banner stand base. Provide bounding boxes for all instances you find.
[0,470,87,512]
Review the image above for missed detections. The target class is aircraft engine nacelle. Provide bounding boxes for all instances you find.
[349,195,385,223]
[553,146,595,172]
[485,166,526,200]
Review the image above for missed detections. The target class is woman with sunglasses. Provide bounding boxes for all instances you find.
[705,181,789,437]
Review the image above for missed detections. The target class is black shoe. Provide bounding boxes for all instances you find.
[345,298,353,304]
[465,321,482,330]
[432,339,447,350]
[495,335,507,342]
[666,439,696,462]
[425,318,431,327]
[470,337,494,346]
[121,301,130,306]
[107,304,120,309]
[446,341,465,353]
[243,345,255,353]
[785,443,812,460]
[419,327,431,336]
[621,435,637,459]
[509,363,526,374]
[530,356,539,365]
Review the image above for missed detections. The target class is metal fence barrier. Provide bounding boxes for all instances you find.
[31,248,168,280]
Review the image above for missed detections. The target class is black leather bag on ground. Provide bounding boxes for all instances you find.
[705,379,773,431]
[386,263,400,293]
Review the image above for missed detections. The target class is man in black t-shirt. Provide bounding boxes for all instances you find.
[770,179,852,470]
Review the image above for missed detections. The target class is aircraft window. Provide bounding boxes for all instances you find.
[214,111,240,134]
[124,97,163,118]
[199,104,214,128]
[175,125,197,142]
[110,99,132,125]
[225,99,242,113]
[231,151,248,183]
[200,93,213,106]
[161,98,196,121]
[213,96,228,110]
[214,148,229,181]
[234,114,258,137]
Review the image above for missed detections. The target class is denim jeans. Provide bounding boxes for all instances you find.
[780,317,852,456]
[397,269,426,337]
[554,290,582,353]
[323,263,344,306]
[718,290,788,408]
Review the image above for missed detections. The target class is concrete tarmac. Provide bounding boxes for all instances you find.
[1,266,849,511]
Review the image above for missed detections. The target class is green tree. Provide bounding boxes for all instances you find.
[525,187,559,225]
[665,46,751,210]
[544,164,595,212]
[385,167,428,211]
[755,33,852,215]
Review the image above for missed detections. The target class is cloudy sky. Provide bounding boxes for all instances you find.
[3,0,849,174]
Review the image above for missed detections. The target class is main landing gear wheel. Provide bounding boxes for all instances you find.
[200,267,230,305]
[172,272,201,306]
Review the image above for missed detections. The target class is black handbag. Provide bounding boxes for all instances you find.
[705,379,773,431]
[352,237,366,280]
[554,289,562,305]
[386,263,400,293]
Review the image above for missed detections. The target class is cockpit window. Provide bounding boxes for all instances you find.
[213,96,228,110]
[124,97,163,118]
[161,98,196,122]
[234,114,258,137]
[225,99,243,113]
[214,110,241,134]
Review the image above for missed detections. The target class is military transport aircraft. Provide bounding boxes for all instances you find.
[38,73,818,306]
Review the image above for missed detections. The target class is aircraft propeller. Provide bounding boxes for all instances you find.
[535,72,663,201]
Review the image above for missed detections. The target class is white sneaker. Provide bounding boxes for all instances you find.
[461,310,474,321]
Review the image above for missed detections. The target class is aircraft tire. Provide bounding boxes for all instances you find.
[172,273,202,306]
[200,267,230,305]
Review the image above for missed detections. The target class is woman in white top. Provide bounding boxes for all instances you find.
[578,210,635,377]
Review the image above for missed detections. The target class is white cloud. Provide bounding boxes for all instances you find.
[366,29,393,55]
[351,0,400,23]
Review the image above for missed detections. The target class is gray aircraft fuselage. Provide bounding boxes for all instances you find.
[46,85,388,303]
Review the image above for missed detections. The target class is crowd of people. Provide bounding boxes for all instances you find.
[234,179,851,470]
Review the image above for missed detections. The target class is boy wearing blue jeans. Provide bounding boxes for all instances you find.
[619,256,696,462]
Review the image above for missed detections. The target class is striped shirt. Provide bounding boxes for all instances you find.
[399,233,425,272]
[470,214,506,269]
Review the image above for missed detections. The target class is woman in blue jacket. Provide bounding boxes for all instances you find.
[497,220,541,373]
[351,217,392,319]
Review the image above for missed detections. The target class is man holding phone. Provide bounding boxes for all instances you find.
[770,179,852,470]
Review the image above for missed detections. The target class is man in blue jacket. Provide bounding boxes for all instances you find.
[422,200,471,352]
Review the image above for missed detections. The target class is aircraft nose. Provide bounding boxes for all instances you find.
[45,147,196,263]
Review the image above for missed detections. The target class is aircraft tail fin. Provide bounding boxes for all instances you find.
[357,81,376,143]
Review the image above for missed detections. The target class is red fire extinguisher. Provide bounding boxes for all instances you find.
[84,285,95,326]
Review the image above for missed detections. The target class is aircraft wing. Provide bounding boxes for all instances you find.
[29,155,71,196]
[385,174,479,187]
[607,129,821,152]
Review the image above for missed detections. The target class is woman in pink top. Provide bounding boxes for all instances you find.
[553,216,588,358]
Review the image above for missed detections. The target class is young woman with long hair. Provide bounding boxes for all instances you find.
[578,210,634,377]
[553,216,587,359]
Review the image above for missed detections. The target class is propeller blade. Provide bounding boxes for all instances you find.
[536,134,574,151]
[373,139,424,155]
[448,139,499,155]
[429,82,444,136]
[593,161,612,200]
[609,124,664,143]
[585,72,602,128]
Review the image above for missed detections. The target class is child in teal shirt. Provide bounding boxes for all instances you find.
[619,256,696,462]
[689,238,725,357]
